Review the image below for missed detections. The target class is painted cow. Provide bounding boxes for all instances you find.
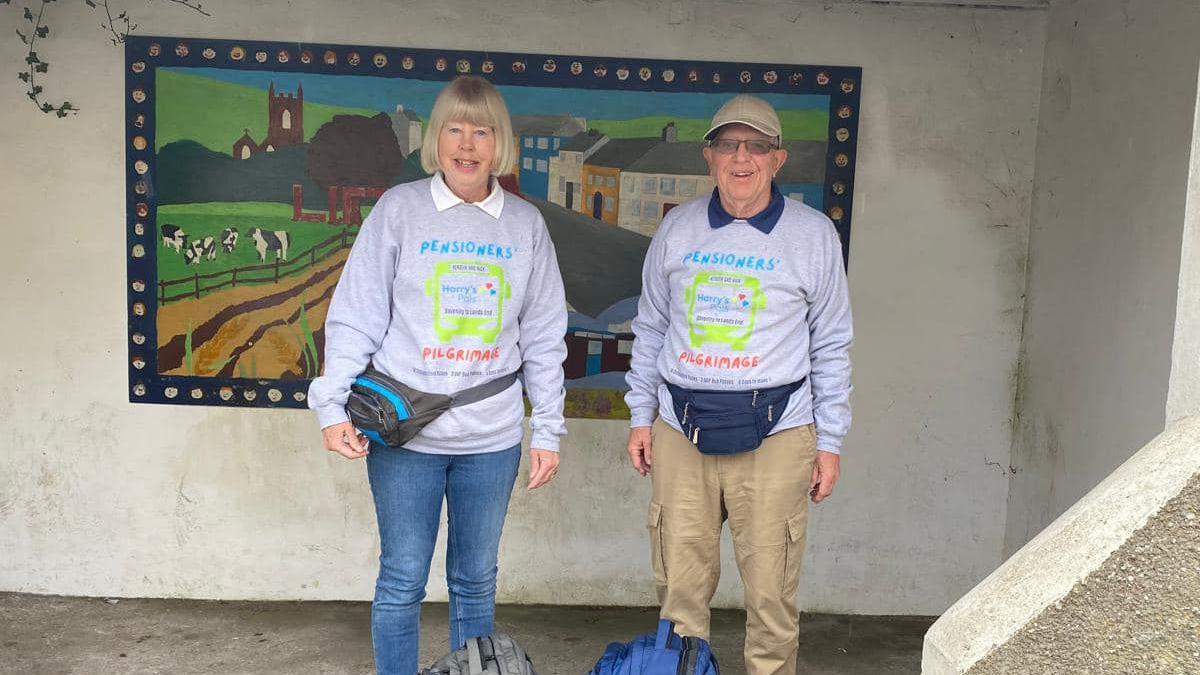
[248,227,290,262]
[161,223,188,253]
[220,227,239,253]
[184,236,217,265]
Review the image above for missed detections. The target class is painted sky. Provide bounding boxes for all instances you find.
[173,67,828,121]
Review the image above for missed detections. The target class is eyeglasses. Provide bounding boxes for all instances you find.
[707,138,778,155]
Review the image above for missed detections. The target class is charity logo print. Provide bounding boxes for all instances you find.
[684,271,764,350]
[426,260,510,344]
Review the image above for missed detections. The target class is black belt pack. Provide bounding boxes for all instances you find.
[347,366,519,448]
[666,379,805,455]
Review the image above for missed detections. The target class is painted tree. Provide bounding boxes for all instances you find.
[306,113,405,189]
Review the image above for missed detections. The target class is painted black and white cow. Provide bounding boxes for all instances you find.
[220,227,239,253]
[248,227,290,262]
[184,236,217,265]
[161,223,188,253]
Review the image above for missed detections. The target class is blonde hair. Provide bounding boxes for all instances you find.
[420,76,515,176]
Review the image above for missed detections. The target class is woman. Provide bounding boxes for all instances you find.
[307,75,567,675]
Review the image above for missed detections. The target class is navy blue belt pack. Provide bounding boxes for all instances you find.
[666,379,805,455]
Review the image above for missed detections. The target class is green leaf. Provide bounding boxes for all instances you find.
[30,84,41,95]
[35,25,47,38]
[15,29,27,44]
[85,0,95,6]
[25,52,38,64]
[60,101,71,110]
[40,102,51,112]
[55,108,67,118]
[17,71,29,82]
[185,321,194,375]
[23,6,32,21]
[34,62,47,73]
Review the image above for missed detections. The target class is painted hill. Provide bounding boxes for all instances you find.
[155,70,382,154]
[529,196,651,317]
[589,109,829,141]
[155,140,427,206]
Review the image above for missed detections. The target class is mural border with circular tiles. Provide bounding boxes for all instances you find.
[125,35,861,409]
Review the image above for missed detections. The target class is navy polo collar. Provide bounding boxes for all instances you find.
[707,183,785,234]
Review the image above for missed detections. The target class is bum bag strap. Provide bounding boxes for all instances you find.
[448,371,520,408]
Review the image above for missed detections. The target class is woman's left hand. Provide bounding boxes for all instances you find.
[527,449,559,491]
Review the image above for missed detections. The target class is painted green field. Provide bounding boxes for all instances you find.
[155,70,382,154]
[156,202,363,285]
[590,110,829,142]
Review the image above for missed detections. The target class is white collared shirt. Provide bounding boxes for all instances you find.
[430,171,505,219]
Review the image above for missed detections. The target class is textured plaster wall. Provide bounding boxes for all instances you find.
[970,473,1200,675]
[1005,0,1200,556]
[0,0,1045,614]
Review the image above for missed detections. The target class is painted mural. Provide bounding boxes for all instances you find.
[125,37,862,417]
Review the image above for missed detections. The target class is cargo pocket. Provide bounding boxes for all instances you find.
[783,509,808,596]
[647,500,667,588]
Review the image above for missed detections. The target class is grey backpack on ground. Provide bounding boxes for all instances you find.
[420,634,537,675]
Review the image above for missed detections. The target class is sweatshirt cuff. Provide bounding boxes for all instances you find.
[816,433,843,455]
[629,407,657,428]
[530,429,561,452]
[316,405,350,430]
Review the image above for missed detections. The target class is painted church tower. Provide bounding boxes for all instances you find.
[262,82,304,151]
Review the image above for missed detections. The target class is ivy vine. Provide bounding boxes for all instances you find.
[6,0,210,117]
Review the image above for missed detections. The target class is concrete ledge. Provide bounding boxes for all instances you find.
[922,415,1200,674]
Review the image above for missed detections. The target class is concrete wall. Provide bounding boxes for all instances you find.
[1005,0,1200,555]
[971,473,1200,674]
[924,416,1200,674]
[0,0,1046,614]
[1167,68,1200,423]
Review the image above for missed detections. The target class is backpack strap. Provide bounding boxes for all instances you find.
[466,637,485,675]
[448,371,520,408]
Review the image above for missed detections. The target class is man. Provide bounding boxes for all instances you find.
[624,94,852,675]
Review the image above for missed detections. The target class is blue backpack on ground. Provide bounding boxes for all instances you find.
[589,619,719,675]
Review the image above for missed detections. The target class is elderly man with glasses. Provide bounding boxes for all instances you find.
[624,94,853,675]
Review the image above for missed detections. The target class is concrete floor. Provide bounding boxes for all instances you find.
[1,593,934,674]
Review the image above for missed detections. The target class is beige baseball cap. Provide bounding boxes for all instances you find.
[703,94,782,142]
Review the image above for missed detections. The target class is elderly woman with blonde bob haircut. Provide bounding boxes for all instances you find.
[308,75,568,675]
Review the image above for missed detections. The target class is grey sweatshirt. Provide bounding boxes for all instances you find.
[308,176,568,453]
[624,194,853,453]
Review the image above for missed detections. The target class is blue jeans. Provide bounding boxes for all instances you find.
[366,444,521,675]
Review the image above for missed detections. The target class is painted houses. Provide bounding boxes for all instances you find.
[547,130,609,214]
[390,104,422,157]
[579,138,660,224]
[776,139,829,209]
[511,115,587,200]
[619,140,715,235]
[563,329,635,379]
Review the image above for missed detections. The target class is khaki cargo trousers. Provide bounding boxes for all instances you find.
[648,417,817,675]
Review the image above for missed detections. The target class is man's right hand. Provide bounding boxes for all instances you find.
[322,421,370,460]
[627,426,653,476]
